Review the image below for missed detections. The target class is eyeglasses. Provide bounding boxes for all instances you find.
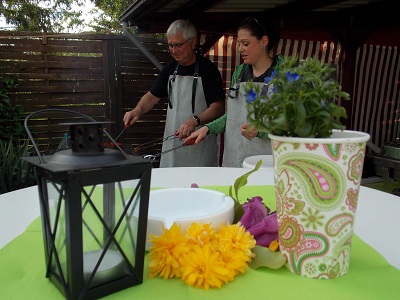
[167,38,192,50]
[244,17,266,36]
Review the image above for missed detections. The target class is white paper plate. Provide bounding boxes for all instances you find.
[242,155,274,169]
[144,188,234,250]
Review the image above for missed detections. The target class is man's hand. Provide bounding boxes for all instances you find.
[123,107,142,127]
[175,117,198,139]
[123,91,160,126]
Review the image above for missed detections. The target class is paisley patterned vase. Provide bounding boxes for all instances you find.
[269,130,370,279]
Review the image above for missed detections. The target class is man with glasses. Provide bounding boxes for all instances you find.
[123,19,225,167]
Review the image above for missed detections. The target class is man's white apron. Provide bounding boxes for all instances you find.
[160,73,218,167]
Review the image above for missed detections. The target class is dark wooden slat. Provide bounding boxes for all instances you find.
[0,60,103,69]
[0,43,102,53]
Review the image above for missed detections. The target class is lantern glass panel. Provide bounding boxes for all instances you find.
[44,177,144,289]
[45,181,68,282]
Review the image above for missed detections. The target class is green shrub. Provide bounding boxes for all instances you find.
[0,77,26,141]
[0,139,36,194]
[0,76,36,193]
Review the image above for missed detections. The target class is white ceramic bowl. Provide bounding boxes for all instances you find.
[145,188,234,250]
[242,155,274,169]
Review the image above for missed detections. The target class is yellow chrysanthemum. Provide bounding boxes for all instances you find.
[148,223,187,279]
[181,244,230,290]
[148,221,258,288]
[215,223,256,276]
[218,248,249,278]
[217,222,256,256]
[185,222,215,247]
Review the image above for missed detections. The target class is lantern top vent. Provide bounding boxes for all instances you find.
[23,109,151,173]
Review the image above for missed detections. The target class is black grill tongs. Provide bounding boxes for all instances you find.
[134,133,197,160]
[133,133,179,154]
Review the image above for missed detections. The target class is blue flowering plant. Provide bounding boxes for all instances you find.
[245,56,350,138]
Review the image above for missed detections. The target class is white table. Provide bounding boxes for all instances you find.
[1,167,399,270]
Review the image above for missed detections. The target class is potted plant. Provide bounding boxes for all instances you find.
[245,56,349,138]
[245,56,370,279]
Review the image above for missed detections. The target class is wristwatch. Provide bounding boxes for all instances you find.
[193,115,200,126]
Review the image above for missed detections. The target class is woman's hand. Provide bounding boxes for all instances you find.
[241,123,258,140]
[184,126,209,145]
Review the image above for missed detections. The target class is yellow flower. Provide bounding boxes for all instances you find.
[148,223,187,279]
[148,222,257,289]
[185,222,215,247]
[215,223,256,276]
[269,239,280,252]
[181,244,230,290]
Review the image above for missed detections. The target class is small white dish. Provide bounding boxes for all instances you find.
[144,188,234,250]
[242,155,274,169]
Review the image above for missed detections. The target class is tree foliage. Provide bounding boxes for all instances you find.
[0,0,130,33]
[90,0,130,32]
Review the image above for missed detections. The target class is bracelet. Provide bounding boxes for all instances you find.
[193,115,200,126]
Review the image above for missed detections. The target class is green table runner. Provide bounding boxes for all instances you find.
[1,186,399,299]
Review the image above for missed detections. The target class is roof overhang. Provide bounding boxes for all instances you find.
[119,0,400,35]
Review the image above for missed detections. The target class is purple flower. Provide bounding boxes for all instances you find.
[240,196,268,227]
[239,196,278,247]
[245,89,257,103]
[264,70,277,84]
[246,212,278,247]
[285,71,300,82]
[264,77,272,84]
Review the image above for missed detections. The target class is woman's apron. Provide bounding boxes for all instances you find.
[160,64,218,167]
[223,81,272,167]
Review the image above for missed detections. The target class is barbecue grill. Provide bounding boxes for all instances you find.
[366,141,400,194]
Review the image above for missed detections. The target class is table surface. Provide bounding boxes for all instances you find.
[1,167,399,271]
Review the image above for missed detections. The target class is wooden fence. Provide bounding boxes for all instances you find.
[0,31,171,158]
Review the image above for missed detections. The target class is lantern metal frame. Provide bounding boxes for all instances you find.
[23,109,152,300]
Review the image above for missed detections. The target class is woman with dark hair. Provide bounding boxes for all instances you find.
[185,17,282,167]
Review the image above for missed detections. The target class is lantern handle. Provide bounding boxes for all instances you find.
[24,108,98,164]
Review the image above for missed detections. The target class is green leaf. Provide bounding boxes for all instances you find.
[233,204,245,224]
[249,245,286,269]
[233,159,263,201]
[229,160,263,222]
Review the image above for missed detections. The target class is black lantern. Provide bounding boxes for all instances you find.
[23,109,152,300]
